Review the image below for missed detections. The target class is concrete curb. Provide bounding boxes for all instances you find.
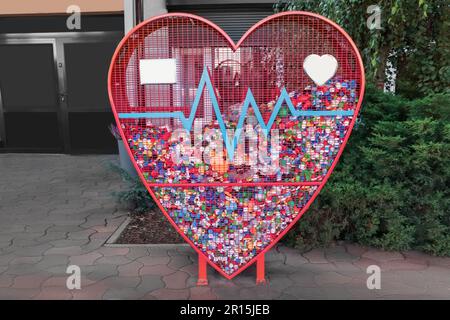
[104,215,189,248]
[105,216,131,245]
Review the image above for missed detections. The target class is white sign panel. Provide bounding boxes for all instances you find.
[139,58,177,84]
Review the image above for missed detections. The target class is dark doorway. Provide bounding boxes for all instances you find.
[0,32,122,154]
[0,43,63,151]
[63,40,120,153]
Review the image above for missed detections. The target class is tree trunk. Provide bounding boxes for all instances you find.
[375,44,390,89]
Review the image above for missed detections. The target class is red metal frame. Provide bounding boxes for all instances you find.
[108,11,365,281]
[256,254,266,284]
[197,254,209,286]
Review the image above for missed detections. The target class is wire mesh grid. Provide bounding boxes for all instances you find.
[110,14,362,186]
[109,12,363,276]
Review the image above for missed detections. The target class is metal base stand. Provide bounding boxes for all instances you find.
[196,253,267,285]
[196,254,208,286]
[256,253,267,284]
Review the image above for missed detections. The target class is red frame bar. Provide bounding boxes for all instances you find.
[256,254,266,285]
[197,254,208,286]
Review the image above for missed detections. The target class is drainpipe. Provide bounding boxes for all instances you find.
[143,0,167,19]
[124,0,167,33]
[124,0,137,33]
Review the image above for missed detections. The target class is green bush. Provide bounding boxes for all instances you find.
[109,164,156,214]
[284,88,450,255]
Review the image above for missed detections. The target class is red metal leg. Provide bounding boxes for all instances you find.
[256,253,267,284]
[197,254,208,286]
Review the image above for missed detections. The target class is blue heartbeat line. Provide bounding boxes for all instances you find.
[119,67,354,160]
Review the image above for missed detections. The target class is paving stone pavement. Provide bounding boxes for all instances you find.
[1,154,450,300]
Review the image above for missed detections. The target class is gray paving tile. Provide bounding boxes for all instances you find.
[14,244,53,257]
[239,286,283,300]
[103,288,145,300]
[136,275,165,294]
[95,255,132,266]
[101,276,141,289]
[0,287,40,300]
[168,255,192,269]
[84,264,119,281]
[4,263,40,276]
[50,239,90,248]
[35,254,70,269]
[0,254,16,266]
[125,247,150,260]
[211,285,242,300]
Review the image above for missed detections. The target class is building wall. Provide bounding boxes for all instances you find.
[168,3,275,42]
[0,1,123,16]
[0,15,124,33]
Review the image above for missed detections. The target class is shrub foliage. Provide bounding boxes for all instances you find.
[284,87,450,255]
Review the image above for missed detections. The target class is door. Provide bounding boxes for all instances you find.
[61,38,121,154]
[0,32,122,153]
[0,41,63,152]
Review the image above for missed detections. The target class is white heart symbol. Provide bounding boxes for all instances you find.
[303,54,338,86]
